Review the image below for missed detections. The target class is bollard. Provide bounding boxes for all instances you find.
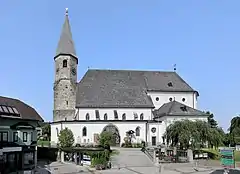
[158,163,164,173]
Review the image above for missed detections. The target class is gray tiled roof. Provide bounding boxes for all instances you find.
[0,96,43,121]
[76,69,197,108]
[153,100,207,117]
[55,13,76,58]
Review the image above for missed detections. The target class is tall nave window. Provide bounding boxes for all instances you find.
[82,127,87,136]
[135,127,140,136]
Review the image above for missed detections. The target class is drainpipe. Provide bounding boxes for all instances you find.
[193,92,195,109]
[145,122,148,144]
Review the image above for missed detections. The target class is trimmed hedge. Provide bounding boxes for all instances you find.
[37,147,58,161]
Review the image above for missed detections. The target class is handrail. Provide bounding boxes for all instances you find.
[144,148,154,162]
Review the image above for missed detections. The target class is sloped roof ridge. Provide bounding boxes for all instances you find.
[87,68,175,73]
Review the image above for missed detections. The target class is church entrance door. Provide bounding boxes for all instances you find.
[102,124,120,146]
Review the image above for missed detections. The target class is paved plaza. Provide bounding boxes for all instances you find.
[37,161,93,174]
[37,148,240,174]
[99,148,240,174]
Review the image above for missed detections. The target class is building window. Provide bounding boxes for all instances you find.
[114,110,118,120]
[135,127,140,136]
[56,128,59,136]
[104,113,108,120]
[180,106,187,112]
[82,127,87,137]
[13,132,18,142]
[86,113,90,120]
[66,101,68,105]
[156,97,159,101]
[23,152,34,165]
[95,110,100,120]
[0,132,8,142]
[151,127,156,133]
[63,59,67,67]
[122,113,126,120]
[134,113,138,120]
[140,113,144,120]
[182,98,186,102]
[168,82,173,87]
[31,132,33,142]
[23,132,28,142]
[169,97,173,102]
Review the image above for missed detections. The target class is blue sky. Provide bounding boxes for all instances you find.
[0,0,239,130]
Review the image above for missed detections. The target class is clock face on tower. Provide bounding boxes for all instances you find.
[71,68,76,75]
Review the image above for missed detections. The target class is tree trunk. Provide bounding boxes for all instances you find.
[57,150,61,162]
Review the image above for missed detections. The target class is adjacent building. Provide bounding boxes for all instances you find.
[0,96,43,173]
[51,10,208,147]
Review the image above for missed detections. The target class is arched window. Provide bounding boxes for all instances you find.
[134,113,138,120]
[104,113,108,120]
[82,127,87,136]
[135,127,140,136]
[86,113,90,120]
[122,113,126,120]
[140,113,144,120]
[56,128,59,136]
[63,59,67,67]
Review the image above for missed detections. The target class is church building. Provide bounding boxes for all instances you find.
[50,10,208,147]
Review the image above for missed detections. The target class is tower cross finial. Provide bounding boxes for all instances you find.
[173,64,177,71]
[65,8,69,15]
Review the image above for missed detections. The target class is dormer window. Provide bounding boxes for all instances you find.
[86,113,90,120]
[63,59,67,68]
[134,113,138,120]
[168,82,173,87]
[122,113,126,120]
[114,110,118,120]
[104,113,108,120]
[95,110,100,120]
[180,106,187,112]
[169,97,173,102]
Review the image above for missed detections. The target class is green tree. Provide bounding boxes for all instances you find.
[165,119,223,149]
[229,116,240,145]
[41,123,51,140]
[99,131,113,147]
[58,128,74,148]
[206,111,218,128]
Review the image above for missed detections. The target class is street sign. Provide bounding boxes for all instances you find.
[220,149,235,168]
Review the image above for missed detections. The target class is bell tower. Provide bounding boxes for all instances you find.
[53,8,78,121]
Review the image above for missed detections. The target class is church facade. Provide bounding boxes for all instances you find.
[50,10,208,147]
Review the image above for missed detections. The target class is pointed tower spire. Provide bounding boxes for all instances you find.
[55,8,77,59]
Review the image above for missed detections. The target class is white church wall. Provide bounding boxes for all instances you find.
[147,122,166,146]
[148,91,197,109]
[76,108,152,121]
[51,121,147,146]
